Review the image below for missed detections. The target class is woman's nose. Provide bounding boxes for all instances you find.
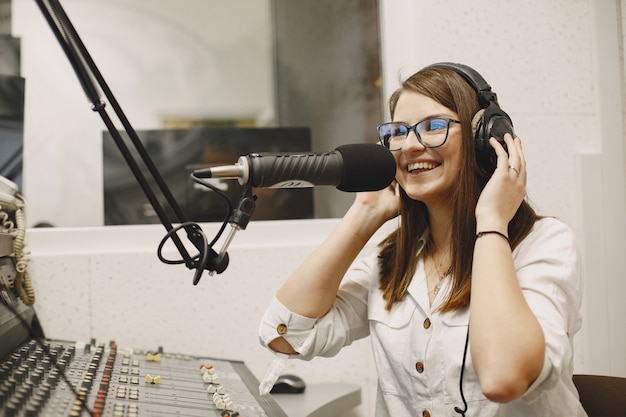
[401,130,426,151]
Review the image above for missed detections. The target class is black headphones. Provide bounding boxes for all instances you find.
[425,62,515,174]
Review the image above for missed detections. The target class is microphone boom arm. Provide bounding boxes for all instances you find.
[34,0,226,281]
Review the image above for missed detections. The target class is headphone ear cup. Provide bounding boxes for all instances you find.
[474,103,515,175]
[471,109,487,150]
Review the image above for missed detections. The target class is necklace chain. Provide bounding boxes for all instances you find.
[428,251,451,297]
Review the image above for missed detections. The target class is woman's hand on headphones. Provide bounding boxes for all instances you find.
[475,133,527,231]
[352,180,400,225]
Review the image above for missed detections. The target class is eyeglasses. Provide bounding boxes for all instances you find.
[377,117,461,151]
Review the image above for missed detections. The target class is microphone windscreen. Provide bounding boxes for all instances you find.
[335,144,396,192]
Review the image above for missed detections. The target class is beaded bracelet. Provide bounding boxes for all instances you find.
[476,230,511,246]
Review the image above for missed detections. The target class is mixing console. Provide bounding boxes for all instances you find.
[0,338,286,417]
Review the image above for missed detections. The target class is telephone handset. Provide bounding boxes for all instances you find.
[0,176,19,211]
[0,176,34,306]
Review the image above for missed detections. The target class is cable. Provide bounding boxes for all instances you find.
[157,223,205,266]
[156,174,234,284]
[189,174,233,248]
[454,327,470,416]
[13,195,35,306]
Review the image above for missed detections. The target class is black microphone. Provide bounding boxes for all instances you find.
[193,143,396,192]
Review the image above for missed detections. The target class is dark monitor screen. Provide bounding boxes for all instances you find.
[103,127,313,225]
[0,75,25,188]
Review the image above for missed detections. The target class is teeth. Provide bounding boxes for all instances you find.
[408,162,437,172]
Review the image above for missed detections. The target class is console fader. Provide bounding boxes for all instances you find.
[0,338,286,417]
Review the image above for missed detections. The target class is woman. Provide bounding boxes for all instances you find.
[259,63,586,416]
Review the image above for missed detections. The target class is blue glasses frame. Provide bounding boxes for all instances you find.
[377,117,461,150]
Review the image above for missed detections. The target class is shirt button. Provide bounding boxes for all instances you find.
[422,410,431,417]
[276,324,288,335]
[423,318,431,329]
[415,361,424,373]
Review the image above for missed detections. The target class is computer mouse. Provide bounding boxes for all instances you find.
[270,374,306,394]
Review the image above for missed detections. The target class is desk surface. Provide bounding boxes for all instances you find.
[272,383,361,417]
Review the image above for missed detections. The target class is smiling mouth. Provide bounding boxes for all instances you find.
[407,161,439,173]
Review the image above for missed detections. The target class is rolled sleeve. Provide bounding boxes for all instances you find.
[258,253,376,360]
[259,296,319,357]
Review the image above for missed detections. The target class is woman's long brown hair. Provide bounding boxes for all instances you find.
[377,66,538,312]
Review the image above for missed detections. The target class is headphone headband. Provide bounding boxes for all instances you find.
[424,62,498,107]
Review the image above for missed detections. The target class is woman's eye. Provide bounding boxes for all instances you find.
[426,119,447,131]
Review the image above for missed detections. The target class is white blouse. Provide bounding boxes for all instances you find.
[259,217,587,416]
